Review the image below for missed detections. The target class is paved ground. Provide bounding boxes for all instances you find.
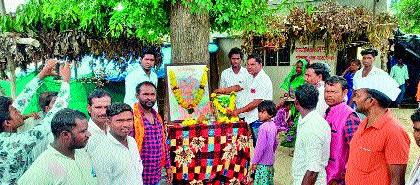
[273,108,419,184]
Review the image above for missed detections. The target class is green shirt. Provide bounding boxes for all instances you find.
[17,145,98,185]
[390,64,409,86]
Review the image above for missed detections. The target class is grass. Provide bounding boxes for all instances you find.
[273,108,419,184]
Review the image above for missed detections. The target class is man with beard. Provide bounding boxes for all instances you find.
[92,103,143,185]
[345,75,409,185]
[124,48,158,110]
[0,60,71,184]
[131,81,172,185]
[323,76,360,185]
[85,89,112,155]
[18,109,96,185]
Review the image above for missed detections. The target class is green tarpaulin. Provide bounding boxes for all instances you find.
[0,73,125,115]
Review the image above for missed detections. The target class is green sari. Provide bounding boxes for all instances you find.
[279,59,307,148]
[280,59,307,92]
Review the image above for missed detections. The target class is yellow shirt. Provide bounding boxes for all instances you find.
[18,145,98,185]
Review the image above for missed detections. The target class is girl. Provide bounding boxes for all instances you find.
[251,100,278,185]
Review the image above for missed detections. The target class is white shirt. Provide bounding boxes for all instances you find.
[219,67,252,117]
[243,69,273,123]
[353,66,389,89]
[316,81,329,117]
[18,145,98,185]
[292,110,331,185]
[124,66,158,109]
[91,134,143,185]
[408,157,420,185]
[86,119,107,155]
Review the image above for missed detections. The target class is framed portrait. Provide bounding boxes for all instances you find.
[166,64,211,122]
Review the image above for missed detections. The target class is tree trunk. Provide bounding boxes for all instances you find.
[170,2,210,65]
[167,2,210,121]
[0,0,5,15]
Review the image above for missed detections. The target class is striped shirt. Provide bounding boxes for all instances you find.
[141,112,170,185]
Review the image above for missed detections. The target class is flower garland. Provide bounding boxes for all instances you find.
[169,67,208,114]
[211,93,236,114]
[211,93,240,124]
[181,116,208,127]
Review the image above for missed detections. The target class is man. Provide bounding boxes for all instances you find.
[0,60,70,184]
[345,74,410,185]
[132,81,171,185]
[30,91,59,159]
[92,103,143,185]
[304,62,330,116]
[39,91,59,118]
[292,84,331,185]
[353,48,391,90]
[124,48,158,110]
[390,58,409,106]
[16,91,57,132]
[216,47,251,119]
[18,109,96,185]
[408,108,420,185]
[230,54,273,123]
[324,76,361,185]
[228,54,272,146]
[85,89,112,154]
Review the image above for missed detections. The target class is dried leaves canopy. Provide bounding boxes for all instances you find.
[242,2,397,54]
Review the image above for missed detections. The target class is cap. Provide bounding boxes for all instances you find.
[354,74,400,101]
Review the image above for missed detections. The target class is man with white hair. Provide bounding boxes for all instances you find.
[345,74,410,185]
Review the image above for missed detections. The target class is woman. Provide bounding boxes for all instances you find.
[280,59,307,93]
[276,59,307,148]
[342,59,361,106]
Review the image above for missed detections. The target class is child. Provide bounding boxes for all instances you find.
[251,100,278,185]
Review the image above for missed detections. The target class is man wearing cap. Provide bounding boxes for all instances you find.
[345,74,410,185]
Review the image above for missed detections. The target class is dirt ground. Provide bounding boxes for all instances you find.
[273,108,419,184]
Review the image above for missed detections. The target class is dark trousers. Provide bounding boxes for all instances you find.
[395,84,406,105]
[250,120,263,147]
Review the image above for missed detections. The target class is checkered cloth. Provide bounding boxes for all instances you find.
[168,121,251,184]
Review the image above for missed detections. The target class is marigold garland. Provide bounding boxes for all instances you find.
[211,93,240,124]
[181,118,208,127]
[169,67,208,114]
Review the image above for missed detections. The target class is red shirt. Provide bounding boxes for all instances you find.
[345,109,410,185]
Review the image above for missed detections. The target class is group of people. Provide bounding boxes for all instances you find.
[0,45,417,185]
[0,49,171,185]
[215,47,414,185]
